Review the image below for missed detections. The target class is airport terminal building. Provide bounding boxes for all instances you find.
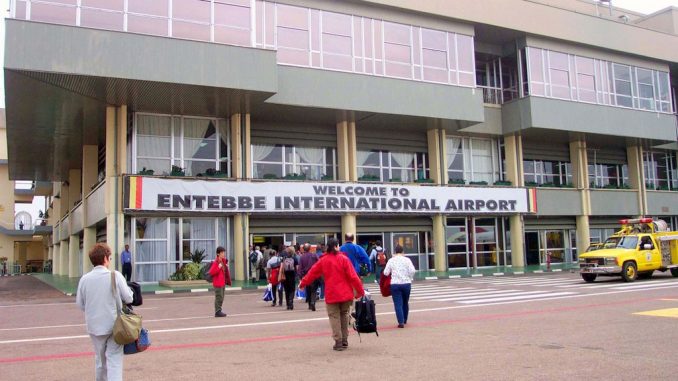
[4,0,677,282]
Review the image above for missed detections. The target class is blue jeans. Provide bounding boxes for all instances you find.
[390,283,411,325]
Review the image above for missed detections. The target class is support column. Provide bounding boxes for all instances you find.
[427,128,446,185]
[341,215,356,240]
[82,145,98,193]
[347,113,357,182]
[52,243,60,275]
[509,215,525,267]
[627,145,646,216]
[571,140,591,254]
[59,239,69,276]
[232,214,249,281]
[68,234,79,277]
[504,134,523,187]
[336,115,350,181]
[105,106,127,269]
[230,112,250,179]
[83,227,96,274]
[432,215,447,272]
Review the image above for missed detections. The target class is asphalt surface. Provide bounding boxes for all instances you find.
[2,272,678,380]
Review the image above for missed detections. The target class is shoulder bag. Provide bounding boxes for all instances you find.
[111,271,142,345]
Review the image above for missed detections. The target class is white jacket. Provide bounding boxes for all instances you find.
[76,266,133,336]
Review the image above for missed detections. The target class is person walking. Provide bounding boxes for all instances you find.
[208,246,232,317]
[339,233,372,277]
[120,244,132,282]
[298,243,319,311]
[249,246,263,283]
[299,238,364,351]
[76,243,134,381]
[281,246,299,310]
[369,240,387,284]
[383,245,415,328]
[266,250,283,307]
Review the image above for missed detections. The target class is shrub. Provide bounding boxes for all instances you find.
[191,249,206,264]
[181,263,201,281]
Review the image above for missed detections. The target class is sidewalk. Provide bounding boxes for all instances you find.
[32,263,579,296]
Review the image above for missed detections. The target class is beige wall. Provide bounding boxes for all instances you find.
[635,8,678,34]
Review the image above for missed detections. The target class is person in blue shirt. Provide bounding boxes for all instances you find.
[339,233,372,277]
[120,244,132,282]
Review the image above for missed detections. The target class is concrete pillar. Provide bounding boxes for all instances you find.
[232,214,249,281]
[504,135,523,186]
[68,234,79,277]
[59,239,69,276]
[570,140,592,254]
[230,112,250,179]
[347,114,357,181]
[83,227,96,274]
[52,243,59,274]
[432,215,447,272]
[105,106,127,269]
[68,169,82,209]
[82,145,98,193]
[627,145,646,216]
[575,215,590,259]
[336,117,350,181]
[509,215,525,267]
[341,215,357,241]
[427,129,445,184]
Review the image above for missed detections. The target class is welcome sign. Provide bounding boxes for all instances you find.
[125,176,537,214]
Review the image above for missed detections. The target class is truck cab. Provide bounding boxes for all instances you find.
[579,218,678,282]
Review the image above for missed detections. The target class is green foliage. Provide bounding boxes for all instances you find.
[263,173,279,179]
[199,263,211,280]
[283,173,306,180]
[469,181,488,186]
[358,175,380,181]
[415,178,435,184]
[138,167,155,175]
[448,179,466,185]
[170,165,185,176]
[182,263,201,280]
[191,249,206,264]
[493,180,512,186]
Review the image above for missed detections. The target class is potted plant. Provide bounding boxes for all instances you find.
[448,178,466,185]
[170,165,185,176]
[493,180,512,186]
[321,174,334,181]
[138,167,155,175]
[415,178,435,184]
[263,173,279,179]
[469,180,488,186]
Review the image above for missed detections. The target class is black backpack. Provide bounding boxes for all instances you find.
[249,251,259,264]
[352,295,378,338]
[203,261,214,282]
[126,281,143,306]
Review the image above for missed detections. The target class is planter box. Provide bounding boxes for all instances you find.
[159,280,210,288]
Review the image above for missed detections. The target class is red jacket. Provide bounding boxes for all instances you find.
[209,257,232,288]
[299,251,364,304]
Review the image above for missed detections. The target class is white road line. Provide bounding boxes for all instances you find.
[412,289,503,300]
[459,292,576,304]
[610,282,678,290]
[435,290,545,302]
[582,280,677,289]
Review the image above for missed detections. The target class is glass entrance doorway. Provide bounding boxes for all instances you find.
[445,217,508,270]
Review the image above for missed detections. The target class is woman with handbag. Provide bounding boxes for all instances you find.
[76,243,134,381]
[382,244,415,328]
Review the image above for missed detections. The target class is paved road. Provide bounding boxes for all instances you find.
[2,272,678,380]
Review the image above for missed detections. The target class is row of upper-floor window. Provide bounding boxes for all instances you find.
[14,0,475,87]
[130,113,678,190]
[524,47,673,114]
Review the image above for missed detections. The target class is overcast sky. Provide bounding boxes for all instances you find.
[2,0,677,223]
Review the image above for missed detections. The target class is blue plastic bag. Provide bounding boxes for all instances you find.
[295,287,306,300]
[123,328,151,355]
[262,284,273,302]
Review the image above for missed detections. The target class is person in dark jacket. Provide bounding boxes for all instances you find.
[299,238,364,351]
[208,246,232,317]
[298,243,319,311]
[281,246,299,310]
[265,250,283,307]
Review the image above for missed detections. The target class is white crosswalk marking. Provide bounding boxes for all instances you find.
[458,292,576,304]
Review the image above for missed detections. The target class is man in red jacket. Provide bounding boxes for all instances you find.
[299,238,364,351]
[208,246,232,317]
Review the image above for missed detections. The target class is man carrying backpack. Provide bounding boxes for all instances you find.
[249,246,263,283]
[281,247,299,310]
[369,240,388,284]
[339,233,372,278]
[298,243,319,311]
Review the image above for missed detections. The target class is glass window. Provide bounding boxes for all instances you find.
[134,113,228,177]
[446,218,468,268]
[523,160,572,186]
[446,136,499,183]
[252,144,336,180]
[612,63,633,107]
[357,150,426,182]
[588,163,628,188]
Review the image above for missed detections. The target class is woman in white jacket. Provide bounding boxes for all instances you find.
[382,244,416,328]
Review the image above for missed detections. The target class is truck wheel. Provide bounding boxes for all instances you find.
[638,271,653,280]
[671,268,678,278]
[621,261,638,282]
[581,273,597,283]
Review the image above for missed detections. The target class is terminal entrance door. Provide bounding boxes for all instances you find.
[251,235,284,252]
[524,231,540,266]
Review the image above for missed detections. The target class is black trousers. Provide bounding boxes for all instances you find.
[283,271,296,308]
[122,263,132,282]
[305,279,319,307]
[271,283,283,305]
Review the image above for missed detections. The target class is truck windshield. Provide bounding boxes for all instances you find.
[617,236,638,249]
[602,237,620,249]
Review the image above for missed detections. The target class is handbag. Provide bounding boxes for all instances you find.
[379,273,392,297]
[262,283,273,302]
[111,271,142,345]
[278,266,286,282]
[123,328,151,355]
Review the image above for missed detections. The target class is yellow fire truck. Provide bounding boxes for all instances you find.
[578,218,678,282]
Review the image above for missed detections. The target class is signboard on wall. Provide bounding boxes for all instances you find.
[124,176,537,214]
